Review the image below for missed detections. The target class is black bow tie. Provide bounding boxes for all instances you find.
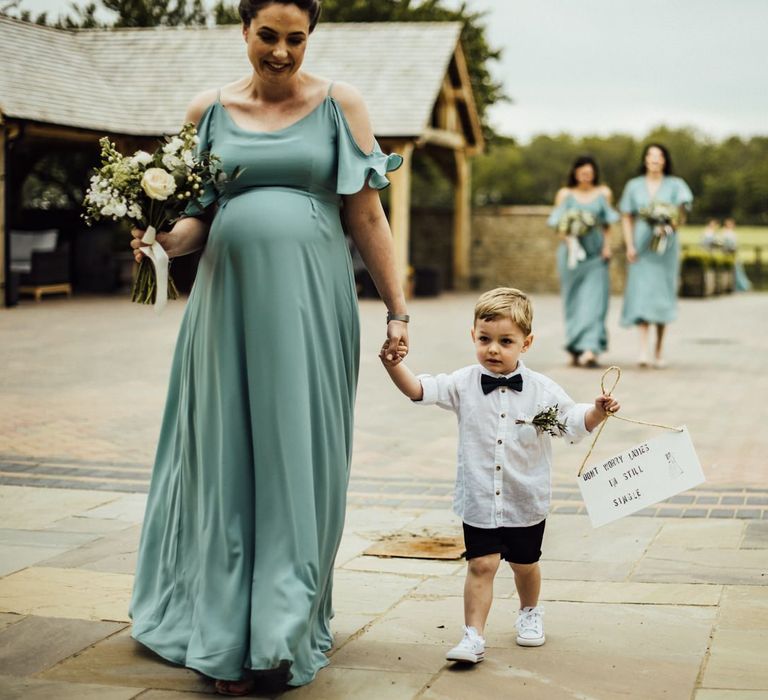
[481,373,523,395]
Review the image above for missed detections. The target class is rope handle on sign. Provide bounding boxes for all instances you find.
[576,366,684,477]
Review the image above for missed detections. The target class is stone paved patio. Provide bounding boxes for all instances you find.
[1,291,767,698]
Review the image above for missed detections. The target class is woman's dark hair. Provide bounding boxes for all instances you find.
[639,142,674,175]
[567,155,600,187]
[239,0,322,33]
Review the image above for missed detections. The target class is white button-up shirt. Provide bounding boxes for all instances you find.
[416,361,591,528]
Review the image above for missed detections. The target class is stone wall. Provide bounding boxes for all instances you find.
[411,205,627,294]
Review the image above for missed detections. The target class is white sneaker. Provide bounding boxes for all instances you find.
[445,625,485,663]
[515,606,545,647]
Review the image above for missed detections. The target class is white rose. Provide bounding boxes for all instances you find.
[162,153,182,171]
[163,137,184,154]
[113,201,128,218]
[181,149,195,168]
[133,150,153,165]
[141,168,176,200]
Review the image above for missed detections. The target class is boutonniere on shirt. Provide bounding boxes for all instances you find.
[516,404,567,437]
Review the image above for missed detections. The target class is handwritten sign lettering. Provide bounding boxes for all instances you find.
[577,426,704,527]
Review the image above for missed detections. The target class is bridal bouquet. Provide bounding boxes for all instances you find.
[639,202,679,254]
[555,209,597,269]
[83,124,224,310]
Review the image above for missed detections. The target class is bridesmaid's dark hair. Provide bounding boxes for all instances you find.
[239,0,322,32]
[567,155,600,187]
[639,143,674,175]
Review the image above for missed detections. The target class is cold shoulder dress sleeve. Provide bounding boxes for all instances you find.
[129,91,401,687]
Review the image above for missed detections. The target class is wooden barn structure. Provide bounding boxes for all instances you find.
[0,16,483,305]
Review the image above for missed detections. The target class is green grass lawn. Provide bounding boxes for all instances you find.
[679,225,768,262]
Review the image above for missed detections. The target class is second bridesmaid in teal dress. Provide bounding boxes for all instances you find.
[548,156,619,367]
[620,143,693,368]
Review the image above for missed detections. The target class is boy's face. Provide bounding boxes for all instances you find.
[471,316,533,375]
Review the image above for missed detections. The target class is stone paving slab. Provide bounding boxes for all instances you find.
[0,485,116,530]
[0,615,126,675]
[37,524,141,575]
[0,675,141,700]
[41,628,213,693]
[695,691,768,699]
[0,612,22,633]
[0,543,80,578]
[630,545,768,585]
[0,566,133,622]
[285,668,434,700]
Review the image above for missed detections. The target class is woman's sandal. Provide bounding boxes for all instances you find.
[215,679,256,696]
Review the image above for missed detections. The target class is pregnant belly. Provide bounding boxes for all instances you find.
[208,188,341,253]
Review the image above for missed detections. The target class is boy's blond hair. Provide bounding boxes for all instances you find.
[473,287,533,336]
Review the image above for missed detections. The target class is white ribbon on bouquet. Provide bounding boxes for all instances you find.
[566,234,587,269]
[139,226,170,313]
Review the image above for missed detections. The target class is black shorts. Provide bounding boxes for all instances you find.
[462,519,546,564]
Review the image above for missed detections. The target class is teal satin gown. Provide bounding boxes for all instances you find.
[129,90,402,686]
[619,176,693,326]
[548,192,619,355]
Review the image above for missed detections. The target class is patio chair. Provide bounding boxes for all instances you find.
[10,229,72,301]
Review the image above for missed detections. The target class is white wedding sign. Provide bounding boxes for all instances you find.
[577,426,704,528]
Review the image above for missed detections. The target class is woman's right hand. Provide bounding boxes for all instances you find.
[130,226,176,263]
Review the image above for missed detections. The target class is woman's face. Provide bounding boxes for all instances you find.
[243,3,311,84]
[644,146,666,175]
[574,163,596,186]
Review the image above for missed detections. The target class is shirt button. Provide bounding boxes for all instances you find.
[497,439,502,445]
[496,465,501,471]
[501,388,506,393]
[500,413,506,418]
[495,489,501,495]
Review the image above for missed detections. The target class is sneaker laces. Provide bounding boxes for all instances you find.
[516,607,543,634]
[458,626,483,649]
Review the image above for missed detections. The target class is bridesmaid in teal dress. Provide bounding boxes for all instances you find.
[128,1,408,694]
[620,143,693,368]
[548,156,619,368]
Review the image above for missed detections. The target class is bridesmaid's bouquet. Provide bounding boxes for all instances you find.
[639,202,679,254]
[555,209,597,269]
[83,124,224,310]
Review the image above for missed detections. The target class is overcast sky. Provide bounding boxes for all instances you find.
[16,0,768,142]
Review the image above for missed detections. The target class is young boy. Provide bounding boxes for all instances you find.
[380,287,619,663]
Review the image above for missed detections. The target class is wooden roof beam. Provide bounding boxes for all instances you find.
[417,127,466,151]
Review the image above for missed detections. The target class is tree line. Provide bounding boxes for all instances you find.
[468,127,768,225]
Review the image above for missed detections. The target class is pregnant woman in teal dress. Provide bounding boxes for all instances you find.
[620,144,693,368]
[128,1,408,694]
[548,156,619,368]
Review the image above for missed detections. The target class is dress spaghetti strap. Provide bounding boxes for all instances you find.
[326,81,335,97]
